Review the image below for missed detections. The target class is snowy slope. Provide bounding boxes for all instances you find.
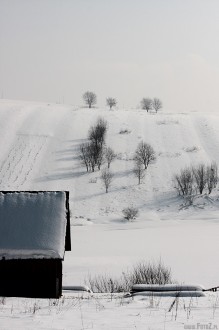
[0,100,219,288]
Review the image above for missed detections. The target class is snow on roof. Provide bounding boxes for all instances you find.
[0,191,68,260]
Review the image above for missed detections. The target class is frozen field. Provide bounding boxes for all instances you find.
[0,291,219,330]
[0,99,219,328]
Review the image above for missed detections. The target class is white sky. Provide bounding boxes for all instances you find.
[0,0,219,111]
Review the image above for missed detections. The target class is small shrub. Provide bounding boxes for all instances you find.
[86,260,173,293]
[119,129,131,134]
[122,206,139,221]
[184,146,199,153]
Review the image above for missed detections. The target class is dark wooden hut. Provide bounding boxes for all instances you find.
[0,191,71,299]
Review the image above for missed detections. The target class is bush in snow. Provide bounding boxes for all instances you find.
[119,128,131,134]
[126,260,172,286]
[122,206,139,221]
[86,260,172,293]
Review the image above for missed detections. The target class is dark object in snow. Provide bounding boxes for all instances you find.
[0,191,71,299]
[203,285,219,292]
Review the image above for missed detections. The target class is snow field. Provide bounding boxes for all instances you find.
[1,100,219,327]
[0,292,218,330]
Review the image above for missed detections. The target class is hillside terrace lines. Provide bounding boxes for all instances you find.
[0,134,49,189]
[193,115,219,164]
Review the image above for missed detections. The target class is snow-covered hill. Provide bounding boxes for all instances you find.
[0,99,219,288]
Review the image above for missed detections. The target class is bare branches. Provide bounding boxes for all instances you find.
[174,167,194,196]
[105,147,116,168]
[174,163,218,196]
[88,117,108,149]
[134,141,156,170]
[83,91,97,108]
[193,164,206,194]
[140,98,152,112]
[133,161,145,184]
[101,168,114,193]
[152,98,162,113]
[122,207,139,221]
[106,97,117,110]
[206,162,218,194]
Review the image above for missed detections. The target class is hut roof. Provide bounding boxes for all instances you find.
[0,191,70,260]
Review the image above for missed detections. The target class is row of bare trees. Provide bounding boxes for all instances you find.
[174,163,218,196]
[140,98,162,113]
[79,118,116,173]
[83,92,117,109]
[79,120,156,192]
[82,91,162,112]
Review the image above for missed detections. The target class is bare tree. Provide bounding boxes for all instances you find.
[96,145,105,170]
[206,162,218,194]
[133,161,145,184]
[105,147,116,168]
[88,117,108,148]
[152,98,162,113]
[173,167,194,196]
[192,164,207,194]
[106,97,117,110]
[79,142,90,172]
[101,168,114,193]
[83,91,97,108]
[134,141,156,170]
[140,98,152,112]
[78,142,96,172]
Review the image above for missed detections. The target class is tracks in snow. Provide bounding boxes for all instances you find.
[0,134,49,189]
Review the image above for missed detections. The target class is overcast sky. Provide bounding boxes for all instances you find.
[0,0,219,111]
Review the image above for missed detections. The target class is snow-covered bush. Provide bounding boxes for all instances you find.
[122,206,139,220]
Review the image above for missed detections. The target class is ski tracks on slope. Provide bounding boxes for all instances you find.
[0,134,48,189]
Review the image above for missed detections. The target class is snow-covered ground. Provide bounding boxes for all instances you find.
[0,292,219,330]
[0,99,219,328]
